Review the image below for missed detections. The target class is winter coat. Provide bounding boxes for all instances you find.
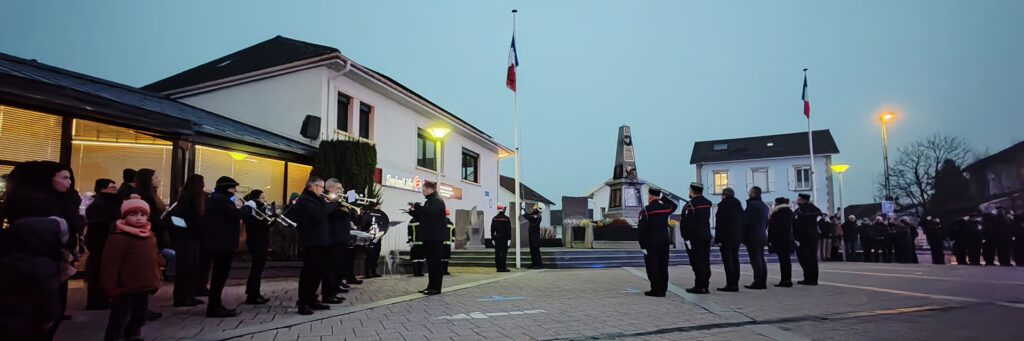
[85,192,122,252]
[327,204,353,246]
[287,190,331,247]
[713,196,744,248]
[491,212,512,242]
[412,192,447,242]
[242,202,272,251]
[818,219,835,238]
[638,198,678,249]
[0,217,68,339]
[3,186,85,252]
[793,203,822,244]
[841,221,859,243]
[681,196,713,243]
[101,221,161,298]
[201,190,243,251]
[767,204,794,252]
[117,183,136,201]
[742,198,770,248]
[169,195,204,239]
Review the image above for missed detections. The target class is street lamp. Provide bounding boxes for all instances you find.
[427,126,450,187]
[831,164,850,219]
[879,112,895,201]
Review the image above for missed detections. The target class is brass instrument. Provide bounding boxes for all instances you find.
[326,191,361,216]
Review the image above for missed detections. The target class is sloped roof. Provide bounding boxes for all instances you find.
[142,36,339,93]
[690,130,840,164]
[0,52,317,158]
[500,175,555,205]
[584,178,686,203]
[964,140,1024,173]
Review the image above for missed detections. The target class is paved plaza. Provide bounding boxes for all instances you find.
[58,261,1024,341]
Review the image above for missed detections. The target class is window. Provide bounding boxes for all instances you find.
[461,148,479,183]
[71,119,172,201]
[285,162,313,202]
[794,166,812,190]
[195,146,286,205]
[713,170,729,194]
[752,168,769,192]
[416,128,438,171]
[337,93,351,132]
[0,105,63,165]
[358,103,373,139]
[609,188,622,208]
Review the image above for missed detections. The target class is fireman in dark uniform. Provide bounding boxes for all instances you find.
[442,209,455,276]
[406,205,425,277]
[793,193,822,285]
[359,202,390,278]
[525,206,544,269]
[680,182,712,294]
[638,188,678,297]
[491,205,512,272]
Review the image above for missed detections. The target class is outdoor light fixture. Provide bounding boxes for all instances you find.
[880,112,895,123]
[830,164,850,174]
[831,163,850,219]
[427,126,450,139]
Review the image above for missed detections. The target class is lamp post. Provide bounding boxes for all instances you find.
[831,164,849,219]
[879,112,895,201]
[427,126,451,188]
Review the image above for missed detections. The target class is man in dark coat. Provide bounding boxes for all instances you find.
[792,194,821,286]
[680,182,712,294]
[85,178,121,310]
[321,179,350,304]
[922,216,946,264]
[742,186,770,290]
[409,182,446,295]
[201,176,244,318]
[817,214,835,261]
[638,188,678,297]
[286,177,331,315]
[714,187,743,292]
[841,215,859,262]
[525,206,544,269]
[981,212,999,265]
[994,208,1014,266]
[491,205,512,272]
[768,197,795,287]
[0,217,69,340]
[117,169,136,201]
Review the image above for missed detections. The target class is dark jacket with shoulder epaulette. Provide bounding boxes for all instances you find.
[793,202,822,244]
[681,196,712,243]
[491,212,512,242]
[638,198,678,249]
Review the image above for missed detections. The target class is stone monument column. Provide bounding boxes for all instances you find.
[604,125,644,225]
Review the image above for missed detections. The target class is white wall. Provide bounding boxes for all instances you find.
[588,181,682,220]
[696,155,835,222]
[178,65,505,254]
[179,67,328,145]
[497,185,552,229]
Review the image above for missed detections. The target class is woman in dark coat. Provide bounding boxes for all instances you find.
[241,189,271,305]
[84,178,122,310]
[0,217,71,340]
[767,197,795,287]
[2,161,84,337]
[171,174,206,307]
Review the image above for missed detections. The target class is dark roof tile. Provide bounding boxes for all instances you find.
[690,130,839,164]
[500,175,555,205]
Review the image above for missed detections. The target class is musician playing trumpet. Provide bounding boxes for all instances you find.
[241,190,272,305]
[359,201,390,278]
[323,179,355,303]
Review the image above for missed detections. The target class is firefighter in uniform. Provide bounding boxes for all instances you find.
[491,205,512,272]
[793,193,822,285]
[680,182,712,294]
[525,206,544,269]
[406,205,425,277]
[442,209,455,276]
[638,188,678,297]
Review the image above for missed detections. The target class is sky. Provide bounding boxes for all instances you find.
[2,0,1023,206]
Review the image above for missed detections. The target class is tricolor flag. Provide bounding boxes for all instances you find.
[801,74,810,118]
[506,35,519,92]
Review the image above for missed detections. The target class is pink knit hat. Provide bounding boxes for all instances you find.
[121,194,151,217]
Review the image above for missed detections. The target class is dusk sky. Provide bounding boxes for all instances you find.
[2,0,1022,205]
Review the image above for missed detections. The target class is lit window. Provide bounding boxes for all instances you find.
[713,171,729,194]
[461,149,479,183]
[0,105,63,165]
[794,166,812,190]
[71,119,172,202]
[752,168,769,192]
[195,146,286,204]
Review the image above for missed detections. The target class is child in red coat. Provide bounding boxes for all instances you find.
[101,195,161,341]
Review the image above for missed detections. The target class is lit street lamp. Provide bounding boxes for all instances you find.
[831,164,850,219]
[427,126,450,187]
[879,112,895,201]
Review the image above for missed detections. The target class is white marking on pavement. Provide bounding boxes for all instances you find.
[477,295,527,301]
[819,269,1024,286]
[624,267,810,341]
[438,310,546,319]
[621,288,641,293]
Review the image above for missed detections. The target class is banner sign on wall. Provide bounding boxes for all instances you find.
[379,168,462,200]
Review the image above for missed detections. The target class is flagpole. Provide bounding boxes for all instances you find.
[511,9,523,270]
[804,68,818,204]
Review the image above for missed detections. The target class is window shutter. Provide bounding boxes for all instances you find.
[746,169,754,191]
[788,167,797,191]
[768,168,775,192]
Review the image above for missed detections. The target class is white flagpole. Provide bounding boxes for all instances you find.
[805,68,817,204]
[512,9,523,269]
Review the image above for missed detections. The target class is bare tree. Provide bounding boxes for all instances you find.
[876,133,975,215]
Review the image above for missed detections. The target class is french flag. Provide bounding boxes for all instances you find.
[506,35,519,92]
[802,74,810,118]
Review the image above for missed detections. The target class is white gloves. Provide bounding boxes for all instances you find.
[507,240,511,247]
[641,249,648,255]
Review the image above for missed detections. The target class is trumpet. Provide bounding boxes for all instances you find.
[326,191,361,215]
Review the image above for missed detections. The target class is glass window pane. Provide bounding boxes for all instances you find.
[359,103,372,139]
[195,146,286,206]
[337,93,351,132]
[286,163,312,204]
[0,105,63,163]
[70,120,173,202]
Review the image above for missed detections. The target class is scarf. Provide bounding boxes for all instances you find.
[115,219,152,238]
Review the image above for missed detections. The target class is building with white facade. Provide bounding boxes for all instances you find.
[689,130,840,225]
[586,180,685,220]
[144,36,513,254]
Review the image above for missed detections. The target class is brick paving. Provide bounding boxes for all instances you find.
[57,261,1024,340]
